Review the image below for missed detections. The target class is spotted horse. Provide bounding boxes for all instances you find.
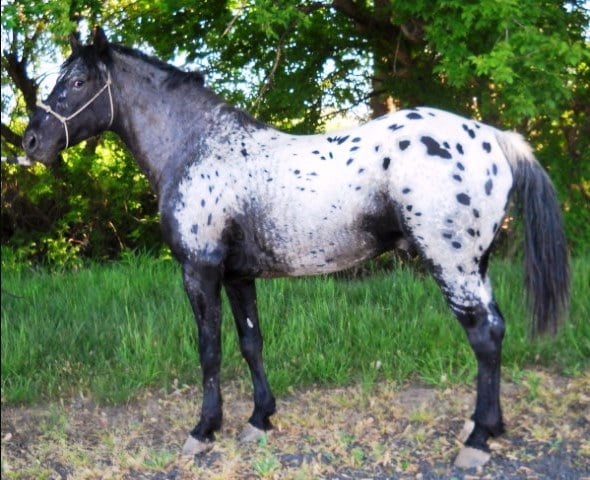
[23,28,569,469]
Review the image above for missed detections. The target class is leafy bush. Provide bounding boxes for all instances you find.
[1,135,162,267]
[2,1,588,266]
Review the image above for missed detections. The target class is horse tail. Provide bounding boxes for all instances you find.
[495,130,570,335]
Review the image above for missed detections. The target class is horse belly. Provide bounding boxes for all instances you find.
[276,230,379,277]
[238,138,405,277]
[251,198,403,278]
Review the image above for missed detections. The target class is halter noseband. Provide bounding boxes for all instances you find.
[36,71,114,150]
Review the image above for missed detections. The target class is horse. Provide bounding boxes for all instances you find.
[23,27,569,469]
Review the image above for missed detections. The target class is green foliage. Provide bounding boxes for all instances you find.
[2,1,589,262]
[1,137,161,267]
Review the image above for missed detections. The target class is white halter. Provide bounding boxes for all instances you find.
[36,71,114,149]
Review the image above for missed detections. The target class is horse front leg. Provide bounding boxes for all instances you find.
[224,278,276,442]
[181,262,224,456]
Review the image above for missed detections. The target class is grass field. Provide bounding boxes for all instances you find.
[1,252,589,405]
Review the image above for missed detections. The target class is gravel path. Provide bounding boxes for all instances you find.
[2,369,588,479]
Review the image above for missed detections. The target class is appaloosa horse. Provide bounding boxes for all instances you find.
[23,28,569,468]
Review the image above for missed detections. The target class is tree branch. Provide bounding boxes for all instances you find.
[331,0,376,30]
[254,18,299,109]
[3,47,38,112]
[329,0,425,45]
[1,122,23,149]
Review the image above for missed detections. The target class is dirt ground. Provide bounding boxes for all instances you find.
[2,369,589,479]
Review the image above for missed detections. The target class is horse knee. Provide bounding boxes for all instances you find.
[240,333,263,360]
[457,303,505,356]
[468,324,503,358]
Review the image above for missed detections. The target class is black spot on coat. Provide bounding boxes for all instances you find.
[462,124,476,139]
[382,157,391,170]
[421,136,452,159]
[399,140,410,151]
[456,193,471,206]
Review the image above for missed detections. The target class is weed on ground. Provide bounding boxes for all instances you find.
[2,369,588,479]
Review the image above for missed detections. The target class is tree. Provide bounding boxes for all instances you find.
[2,1,589,265]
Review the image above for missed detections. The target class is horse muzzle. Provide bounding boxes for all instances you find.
[22,124,62,166]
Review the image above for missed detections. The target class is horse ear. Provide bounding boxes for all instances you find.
[69,32,81,54]
[92,26,109,54]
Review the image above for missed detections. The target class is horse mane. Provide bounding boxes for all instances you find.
[106,43,268,130]
[109,44,206,89]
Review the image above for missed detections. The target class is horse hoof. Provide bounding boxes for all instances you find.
[181,435,211,456]
[238,423,267,443]
[454,446,491,469]
[459,419,475,443]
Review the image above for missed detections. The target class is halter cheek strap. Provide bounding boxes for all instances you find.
[36,71,114,150]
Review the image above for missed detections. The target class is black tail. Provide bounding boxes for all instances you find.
[496,131,570,335]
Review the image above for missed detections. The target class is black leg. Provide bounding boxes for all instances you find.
[453,299,506,450]
[183,262,223,444]
[224,278,276,432]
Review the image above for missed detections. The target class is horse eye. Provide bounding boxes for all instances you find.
[73,79,85,88]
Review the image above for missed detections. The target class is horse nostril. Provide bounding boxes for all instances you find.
[24,131,38,152]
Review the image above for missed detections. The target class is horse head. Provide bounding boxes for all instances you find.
[23,27,114,165]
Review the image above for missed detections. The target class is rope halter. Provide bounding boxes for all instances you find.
[36,71,114,150]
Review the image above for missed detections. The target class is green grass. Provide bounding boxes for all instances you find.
[1,252,588,404]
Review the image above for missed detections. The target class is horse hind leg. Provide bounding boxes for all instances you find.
[437,273,506,468]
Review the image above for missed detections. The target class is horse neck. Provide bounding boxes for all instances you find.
[109,51,219,193]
